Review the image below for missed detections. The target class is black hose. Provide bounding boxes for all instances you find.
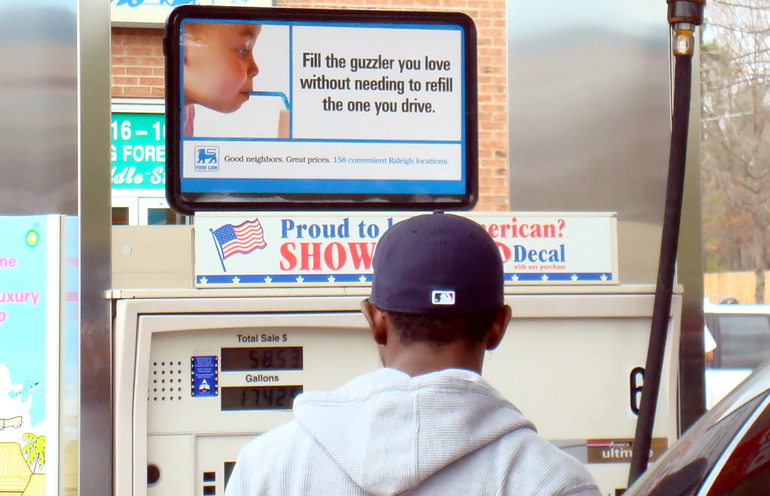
[627,52,694,485]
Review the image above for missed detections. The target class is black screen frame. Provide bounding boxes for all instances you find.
[164,5,478,215]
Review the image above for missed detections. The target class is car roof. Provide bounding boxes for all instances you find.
[714,357,770,420]
[704,302,770,315]
[624,358,770,495]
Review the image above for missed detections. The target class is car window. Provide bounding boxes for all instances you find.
[706,397,770,495]
[624,391,769,496]
[716,315,770,370]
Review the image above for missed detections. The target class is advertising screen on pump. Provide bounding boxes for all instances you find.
[165,7,478,213]
[194,212,618,287]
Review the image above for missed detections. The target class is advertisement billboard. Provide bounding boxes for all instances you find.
[164,7,478,213]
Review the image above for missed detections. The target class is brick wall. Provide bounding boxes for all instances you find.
[112,28,165,98]
[111,0,508,209]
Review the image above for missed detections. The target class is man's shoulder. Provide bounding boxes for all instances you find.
[241,420,305,452]
[495,429,601,495]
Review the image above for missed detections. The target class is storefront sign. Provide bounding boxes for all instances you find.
[111,112,166,190]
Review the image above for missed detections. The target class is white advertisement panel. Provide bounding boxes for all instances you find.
[194,212,618,287]
[0,215,63,495]
[289,26,462,141]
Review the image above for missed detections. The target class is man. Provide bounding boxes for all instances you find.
[226,212,601,496]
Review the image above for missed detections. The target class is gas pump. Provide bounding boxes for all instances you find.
[111,211,681,496]
[109,4,692,496]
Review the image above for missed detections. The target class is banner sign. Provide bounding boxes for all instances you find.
[111,112,166,190]
[111,0,271,26]
[194,212,618,287]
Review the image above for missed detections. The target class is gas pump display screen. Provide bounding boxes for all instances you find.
[221,346,303,371]
[221,385,304,410]
[164,5,478,214]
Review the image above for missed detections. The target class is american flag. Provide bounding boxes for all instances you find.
[211,219,267,262]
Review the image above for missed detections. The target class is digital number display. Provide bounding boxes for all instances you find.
[221,347,303,371]
[221,385,303,411]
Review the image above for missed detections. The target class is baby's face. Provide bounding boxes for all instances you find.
[184,23,261,113]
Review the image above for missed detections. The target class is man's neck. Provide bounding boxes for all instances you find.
[383,340,485,377]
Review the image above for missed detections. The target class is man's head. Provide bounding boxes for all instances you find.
[361,212,511,376]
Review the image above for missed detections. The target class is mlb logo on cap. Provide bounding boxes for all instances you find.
[432,290,456,306]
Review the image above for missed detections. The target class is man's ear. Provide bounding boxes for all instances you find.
[485,305,512,351]
[361,300,388,346]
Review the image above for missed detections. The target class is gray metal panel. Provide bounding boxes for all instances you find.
[678,39,706,431]
[79,1,113,496]
[0,3,78,215]
[0,0,113,494]
[1,2,78,495]
[507,0,671,285]
[508,1,706,431]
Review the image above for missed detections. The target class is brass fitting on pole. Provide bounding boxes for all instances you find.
[667,0,705,55]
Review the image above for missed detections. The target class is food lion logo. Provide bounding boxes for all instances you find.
[194,146,219,172]
[432,290,456,306]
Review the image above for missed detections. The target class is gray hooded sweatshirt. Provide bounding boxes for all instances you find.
[225,368,601,496]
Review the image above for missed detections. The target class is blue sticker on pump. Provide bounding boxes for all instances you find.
[191,355,218,397]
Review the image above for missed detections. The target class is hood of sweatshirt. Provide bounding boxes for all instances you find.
[293,367,536,495]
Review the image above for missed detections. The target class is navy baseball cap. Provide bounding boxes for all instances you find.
[369,212,504,314]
